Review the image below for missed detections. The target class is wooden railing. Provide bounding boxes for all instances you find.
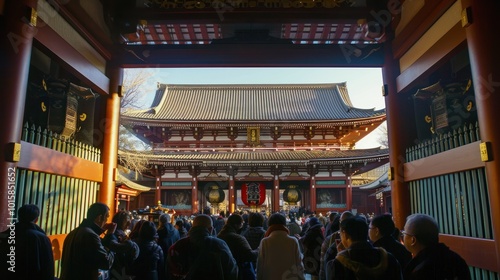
[16,123,102,275]
[405,123,499,278]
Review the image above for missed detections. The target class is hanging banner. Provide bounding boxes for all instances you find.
[241,182,266,206]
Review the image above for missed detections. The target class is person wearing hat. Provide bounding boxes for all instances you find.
[296,216,325,280]
[129,221,165,280]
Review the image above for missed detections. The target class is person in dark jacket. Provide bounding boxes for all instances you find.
[402,213,471,280]
[218,213,258,280]
[241,212,266,250]
[0,204,54,280]
[297,217,324,280]
[60,202,116,280]
[369,213,412,269]
[109,210,140,277]
[157,213,180,254]
[156,213,179,279]
[130,221,165,280]
[175,219,188,238]
[168,214,238,280]
[326,216,403,280]
[319,211,353,280]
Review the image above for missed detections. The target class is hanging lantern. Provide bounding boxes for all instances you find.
[241,182,266,206]
[205,184,225,204]
[283,185,302,205]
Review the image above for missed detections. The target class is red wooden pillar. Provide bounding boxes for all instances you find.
[273,176,280,213]
[0,0,38,231]
[310,177,316,213]
[229,175,235,213]
[190,166,200,214]
[152,166,164,204]
[100,63,122,219]
[155,176,161,205]
[192,176,198,214]
[461,0,500,269]
[383,37,413,229]
[346,175,352,210]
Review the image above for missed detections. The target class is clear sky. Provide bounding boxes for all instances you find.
[125,67,387,148]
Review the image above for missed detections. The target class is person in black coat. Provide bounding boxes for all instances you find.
[60,202,116,280]
[0,204,54,280]
[296,217,324,279]
[369,213,412,269]
[109,210,139,277]
[402,213,471,280]
[157,213,180,255]
[130,221,165,280]
[168,214,238,280]
[218,213,258,280]
[326,216,403,280]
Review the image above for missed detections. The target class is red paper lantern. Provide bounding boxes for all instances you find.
[241,182,266,206]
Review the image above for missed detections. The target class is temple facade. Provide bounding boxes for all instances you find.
[1,0,500,277]
[121,83,388,215]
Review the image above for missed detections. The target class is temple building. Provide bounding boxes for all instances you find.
[121,83,388,215]
[2,0,500,277]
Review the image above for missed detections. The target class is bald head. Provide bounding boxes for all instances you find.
[405,213,439,247]
[192,214,213,229]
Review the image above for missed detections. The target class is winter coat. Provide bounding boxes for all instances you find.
[257,228,305,280]
[218,224,258,280]
[130,239,165,280]
[60,219,114,280]
[168,226,238,280]
[403,243,471,280]
[326,240,402,280]
[241,226,266,250]
[0,221,54,280]
[372,235,412,269]
[157,223,180,255]
[107,231,139,277]
[299,223,324,276]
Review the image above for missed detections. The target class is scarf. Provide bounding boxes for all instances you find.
[265,224,290,237]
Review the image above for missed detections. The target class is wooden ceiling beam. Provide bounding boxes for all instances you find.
[118,43,385,68]
[118,8,372,25]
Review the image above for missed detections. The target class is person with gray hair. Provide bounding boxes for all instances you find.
[402,213,471,280]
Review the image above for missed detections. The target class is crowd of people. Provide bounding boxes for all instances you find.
[0,203,472,280]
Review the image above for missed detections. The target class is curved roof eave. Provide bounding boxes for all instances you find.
[121,83,386,122]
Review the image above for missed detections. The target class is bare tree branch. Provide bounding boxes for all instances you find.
[377,123,388,148]
[121,69,154,109]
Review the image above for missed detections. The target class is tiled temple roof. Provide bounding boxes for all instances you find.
[119,147,389,167]
[121,83,385,123]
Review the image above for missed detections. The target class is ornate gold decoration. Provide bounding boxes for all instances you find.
[247,127,260,146]
[466,101,473,112]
